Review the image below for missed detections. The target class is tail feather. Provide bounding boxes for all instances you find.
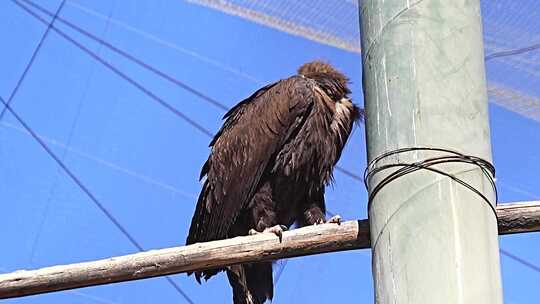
[227,263,273,304]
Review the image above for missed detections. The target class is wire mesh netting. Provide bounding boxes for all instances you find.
[187,0,362,52]
[1,0,539,303]
[188,0,540,122]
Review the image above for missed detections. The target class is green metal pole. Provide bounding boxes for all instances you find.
[360,1,503,303]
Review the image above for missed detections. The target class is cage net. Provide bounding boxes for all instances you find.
[188,0,540,122]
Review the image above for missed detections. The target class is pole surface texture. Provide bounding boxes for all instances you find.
[360,0,503,303]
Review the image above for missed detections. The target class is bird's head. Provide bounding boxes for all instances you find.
[298,61,363,123]
[297,61,350,99]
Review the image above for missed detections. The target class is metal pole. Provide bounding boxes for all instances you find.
[360,0,503,303]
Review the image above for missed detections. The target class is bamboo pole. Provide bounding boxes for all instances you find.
[497,201,540,234]
[0,202,538,299]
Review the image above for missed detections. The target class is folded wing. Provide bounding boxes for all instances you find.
[186,76,317,244]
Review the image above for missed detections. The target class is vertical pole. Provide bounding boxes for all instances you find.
[360,1,503,303]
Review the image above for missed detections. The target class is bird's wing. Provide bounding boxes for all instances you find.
[187,76,316,244]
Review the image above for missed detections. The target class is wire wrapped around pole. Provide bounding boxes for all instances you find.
[364,147,498,217]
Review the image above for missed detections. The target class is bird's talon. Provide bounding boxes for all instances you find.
[327,215,342,225]
[275,230,283,242]
[265,225,287,242]
[249,225,287,242]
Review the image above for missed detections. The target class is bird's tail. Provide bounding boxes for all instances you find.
[226,262,273,304]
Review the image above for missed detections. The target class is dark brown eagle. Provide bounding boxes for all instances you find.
[186,61,362,304]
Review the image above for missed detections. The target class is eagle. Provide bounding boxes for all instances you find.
[186,61,362,304]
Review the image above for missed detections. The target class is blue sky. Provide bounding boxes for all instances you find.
[0,1,539,303]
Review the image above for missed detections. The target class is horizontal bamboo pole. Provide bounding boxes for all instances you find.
[496,201,540,234]
[0,201,538,299]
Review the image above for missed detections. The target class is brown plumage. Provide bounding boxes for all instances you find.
[186,61,362,304]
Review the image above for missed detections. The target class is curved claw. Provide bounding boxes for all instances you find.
[313,215,342,226]
[249,225,288,242]
[327,215,342,225]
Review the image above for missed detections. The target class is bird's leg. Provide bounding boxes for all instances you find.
[302,202,341,226]
[249,225,288,242]
[248,187,286,241]
[302,203,326,225]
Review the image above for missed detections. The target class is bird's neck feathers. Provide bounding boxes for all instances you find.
[297,61,350,100]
